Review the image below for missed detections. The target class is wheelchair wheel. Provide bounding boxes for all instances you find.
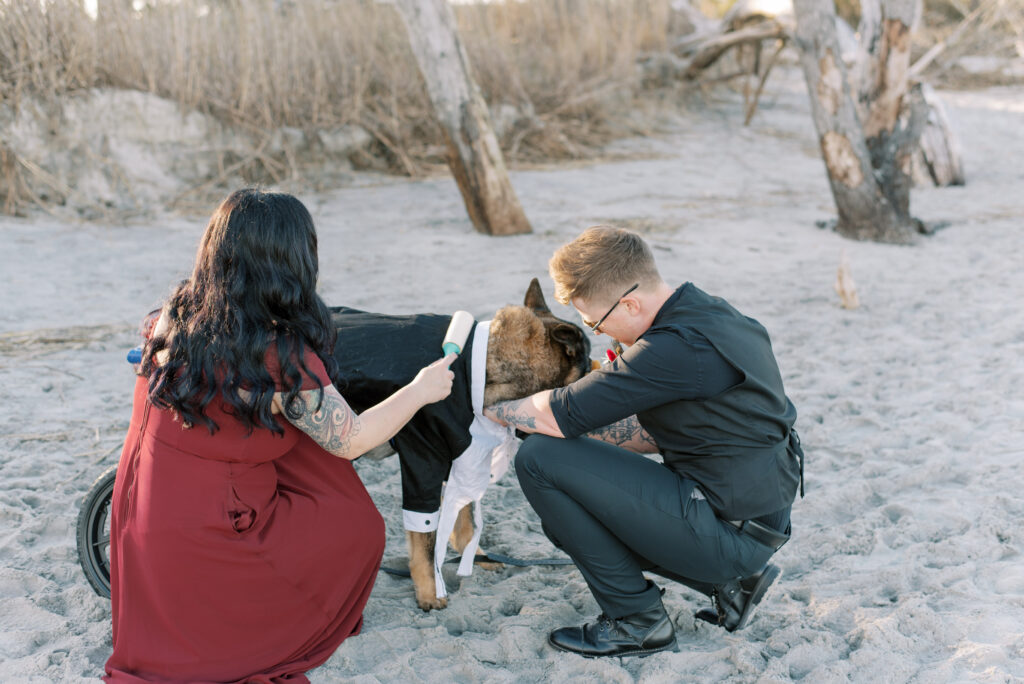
[76,464,117,599]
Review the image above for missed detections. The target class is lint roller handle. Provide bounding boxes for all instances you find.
[442,310,475,356]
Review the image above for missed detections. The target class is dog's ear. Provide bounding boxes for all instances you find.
[523,278,551,313]
[550,323,584,357]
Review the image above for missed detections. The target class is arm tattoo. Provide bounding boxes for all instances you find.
[490,398,537,431]
[286,389,362,459]
[585,415,658,453]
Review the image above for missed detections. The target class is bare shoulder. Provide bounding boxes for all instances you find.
[152,307,171,339]
[151,308,172,366]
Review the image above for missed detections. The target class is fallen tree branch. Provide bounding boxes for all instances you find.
[744,39,788,125]
[677,21,788,79]
[641,19,788,87]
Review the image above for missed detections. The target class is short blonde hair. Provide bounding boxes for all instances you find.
[548,226,661,306]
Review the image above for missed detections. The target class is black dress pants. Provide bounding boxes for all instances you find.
[515,434,790,619]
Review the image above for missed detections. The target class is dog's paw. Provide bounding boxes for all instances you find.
[475,561,504,571]
[474,547,504,571]
[416,595,448,612]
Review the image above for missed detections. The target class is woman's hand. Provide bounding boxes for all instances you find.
[284,353,457,461]
[410,354,457,405]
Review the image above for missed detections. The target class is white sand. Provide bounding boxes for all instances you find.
[1,69,1022,682]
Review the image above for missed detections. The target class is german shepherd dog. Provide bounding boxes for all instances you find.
[332,279,591,611]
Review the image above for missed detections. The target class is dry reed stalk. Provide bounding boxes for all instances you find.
[1,142,25,215]
[835,249,860,310]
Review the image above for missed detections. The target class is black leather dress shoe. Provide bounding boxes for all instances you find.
[548,603,676,657]
[695,563,781,632]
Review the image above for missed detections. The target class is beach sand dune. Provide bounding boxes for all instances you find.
[1,70,1022,682]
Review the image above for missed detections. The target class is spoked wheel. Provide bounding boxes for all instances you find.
[76,464,117,599]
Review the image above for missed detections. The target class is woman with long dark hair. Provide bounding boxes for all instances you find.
[104,189,455,683]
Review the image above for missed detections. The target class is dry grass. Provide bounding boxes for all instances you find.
[0,0,1019,216]
[915,0,1024,87]
[0,0,694,213]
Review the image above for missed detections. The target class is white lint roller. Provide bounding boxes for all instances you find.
[442,310,475,356]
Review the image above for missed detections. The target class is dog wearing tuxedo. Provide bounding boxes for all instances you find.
[330,279,591,610]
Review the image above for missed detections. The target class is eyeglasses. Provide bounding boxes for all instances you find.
[585,283,638,333]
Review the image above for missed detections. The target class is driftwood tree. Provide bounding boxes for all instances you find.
[646,0,964,236]
[791,0,928,243]
[392,0,531,236]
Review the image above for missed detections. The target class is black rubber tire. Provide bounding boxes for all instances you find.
[76,464,117,599]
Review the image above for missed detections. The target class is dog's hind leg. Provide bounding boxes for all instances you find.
[449,503,475,554]
[406,530,447,611]
[449,503,503,571]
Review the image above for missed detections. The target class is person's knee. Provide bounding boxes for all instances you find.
[514,434,558,484]
[540,520,565,550]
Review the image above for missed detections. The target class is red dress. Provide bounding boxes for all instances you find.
[105,350,385,683]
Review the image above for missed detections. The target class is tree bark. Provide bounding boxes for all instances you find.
[859,0,964,190]
[792,0,923,243]
[392,0,531,236]
[914,84,965,186]
[858,0,924,218]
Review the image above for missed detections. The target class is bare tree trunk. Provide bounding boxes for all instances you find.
[792,0,925,243]
[392,0,531,236]
[857,0,925,220]
[859,0,964,190]
[914,84,965,186]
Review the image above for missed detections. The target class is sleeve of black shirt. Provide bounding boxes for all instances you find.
[548,327,742,439]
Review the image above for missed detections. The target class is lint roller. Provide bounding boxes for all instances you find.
[442,310,475,356]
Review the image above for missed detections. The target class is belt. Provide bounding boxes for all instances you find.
[690,487,791,551]
[725,519,790,551]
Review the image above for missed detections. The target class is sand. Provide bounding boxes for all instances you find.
[1,68,1022,682]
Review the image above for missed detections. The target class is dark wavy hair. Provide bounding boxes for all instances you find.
[142,189,341,435]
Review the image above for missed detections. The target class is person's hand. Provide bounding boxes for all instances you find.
[411,353,457,405]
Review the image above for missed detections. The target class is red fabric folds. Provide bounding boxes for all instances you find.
[105,349,384,683]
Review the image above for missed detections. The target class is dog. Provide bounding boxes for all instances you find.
[329,278,591,610]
